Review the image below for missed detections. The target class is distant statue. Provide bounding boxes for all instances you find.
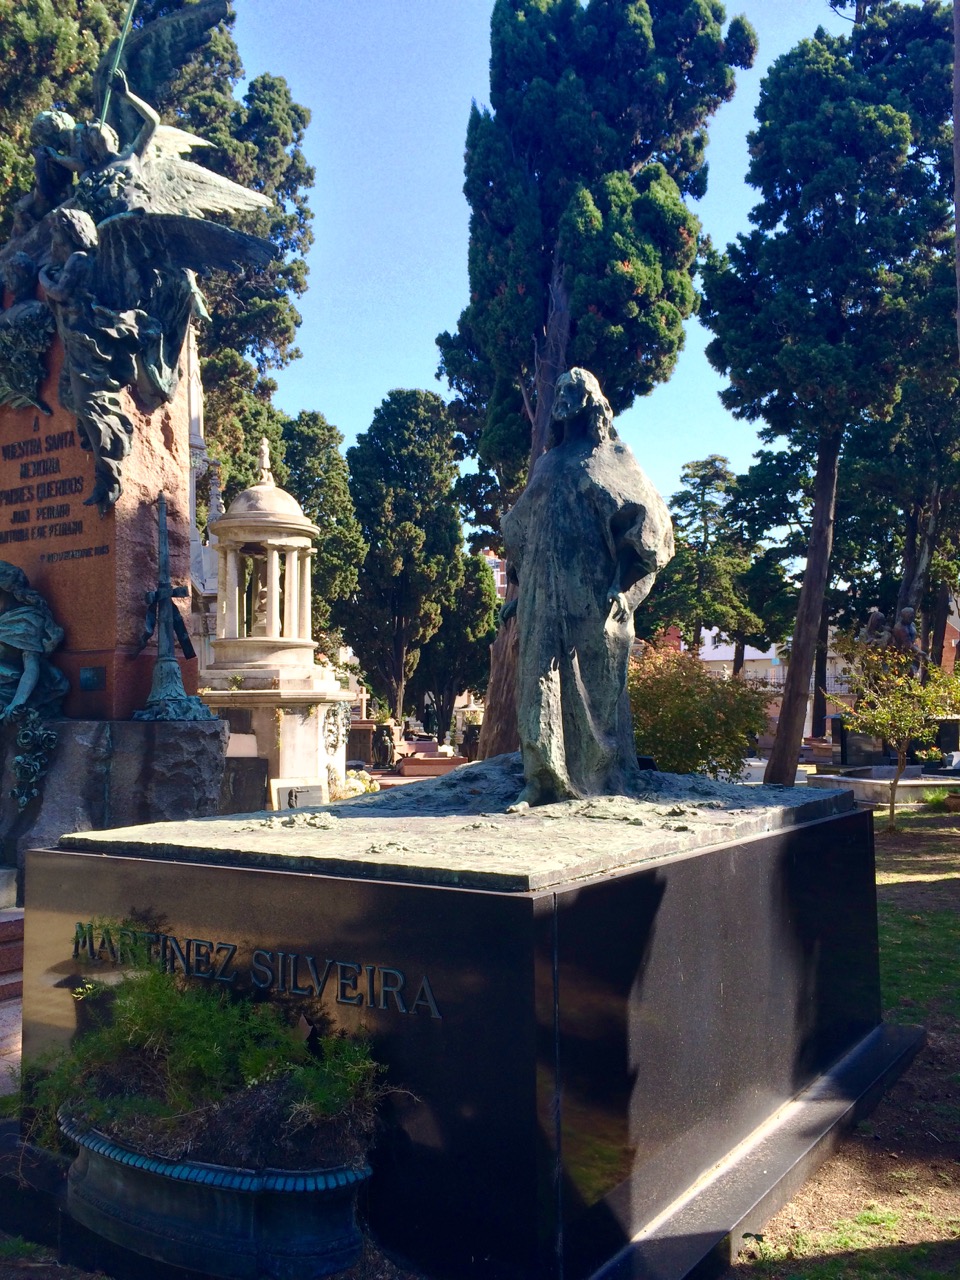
[372,724,396,768]
[0,7,274,516]
[891,606,926,673]
[891,607,919,652]
[501,368,674,806]
[857,609,890,647]
[461,722,481,762]
[0,561,69,722]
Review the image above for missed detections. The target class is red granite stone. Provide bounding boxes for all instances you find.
[0,337,195,720]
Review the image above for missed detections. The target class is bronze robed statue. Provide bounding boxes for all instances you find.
[502,368,674,807]
[0,1,274,515]
[0,560,68,722]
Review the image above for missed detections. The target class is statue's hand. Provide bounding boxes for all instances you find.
[607,590,629,623]
[499,598,518,626]
[111,68,129,98]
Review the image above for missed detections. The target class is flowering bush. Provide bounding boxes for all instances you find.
[330,769,380,800]
[628,645,770,780]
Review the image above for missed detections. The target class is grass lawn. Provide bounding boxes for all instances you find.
[733,810,960,1279]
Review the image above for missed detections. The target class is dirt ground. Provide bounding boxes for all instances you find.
[733,812,960,1276]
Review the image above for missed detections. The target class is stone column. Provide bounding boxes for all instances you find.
[225,546,241,638]
[283,548,299,639]
[266,546,281,639]
[299,549,313,640]
[216,546,227,639]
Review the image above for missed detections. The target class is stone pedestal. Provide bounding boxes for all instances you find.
[201,677,352,804]
[0,719,226,878]
[22,764,920,1279]
[0,339,194,720]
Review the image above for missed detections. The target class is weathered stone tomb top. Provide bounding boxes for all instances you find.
[56,755,857,893]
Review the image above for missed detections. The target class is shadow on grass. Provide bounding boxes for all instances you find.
[734,1235,960,1278]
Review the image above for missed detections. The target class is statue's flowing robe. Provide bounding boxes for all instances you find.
[502,434,673,802]
[0,604,69,714]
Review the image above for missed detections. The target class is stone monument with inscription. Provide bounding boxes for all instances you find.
[0,4,277,883]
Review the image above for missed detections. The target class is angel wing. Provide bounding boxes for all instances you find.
[94,210,274,312]
[94,0,229,151]
[140,131,272,219]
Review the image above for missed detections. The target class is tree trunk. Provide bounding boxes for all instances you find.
[811,604,829,738]
[435,689,455,744]
[888,747,907,831]
[764,428,843,785]
[732,631,745,677]
[897,481,941,615]
[477,608,520,757]
[528,252,572,466]
[930,579,951,668]
[954,0,960,358]
[479,253,572,759]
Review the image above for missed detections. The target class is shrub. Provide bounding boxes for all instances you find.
[628,646,769,780]
[922,787,950,812]
[26,967,379,1170]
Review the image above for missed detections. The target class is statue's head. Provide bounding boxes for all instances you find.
[0,561,63,651]
[49,208,98,260]
[77,121,120,169]
[2,252,37,303]
[0,560,30,607]
[900,607,915,624]
[548,368,616,448]
[30,109,76,151]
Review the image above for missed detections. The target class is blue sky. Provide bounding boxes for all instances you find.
[231,1,849,500]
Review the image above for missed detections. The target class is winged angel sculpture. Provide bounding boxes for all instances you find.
[0,0,274,514]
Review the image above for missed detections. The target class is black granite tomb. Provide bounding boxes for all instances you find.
[22,807,917,1280]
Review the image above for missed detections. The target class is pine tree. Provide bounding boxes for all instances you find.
[407,554,499,743]
[437,0,756,753]
[700,0,953,784]
[281,410,366,636]
[334,391,464,722]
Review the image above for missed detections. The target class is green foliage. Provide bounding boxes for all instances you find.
[334,390,464,721]
[27,966,377,1157]
[0,1,315,502]
[834,631,960,827]
[0,0,125,236]
[699,3,954,782]
[627,646,769,780]
[438,0,756,543]
[921,787,950,812]
[0,1235,45,1260]
[407,553,499,741]
[639,455,795,657]
[281,411,366,633]
[835,637,960,758]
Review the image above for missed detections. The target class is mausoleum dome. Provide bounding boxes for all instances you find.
[215,438,316,536]
[226,478,306,521]
[208,438,320,669]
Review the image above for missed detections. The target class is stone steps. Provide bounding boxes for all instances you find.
[0,911,24,1004]
[0,870,15,910]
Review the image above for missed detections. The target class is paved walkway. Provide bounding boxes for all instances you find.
[0,999,20,1096]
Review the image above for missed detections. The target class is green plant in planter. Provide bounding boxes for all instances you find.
[923,787,951,812]
[26,966,379,1171]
